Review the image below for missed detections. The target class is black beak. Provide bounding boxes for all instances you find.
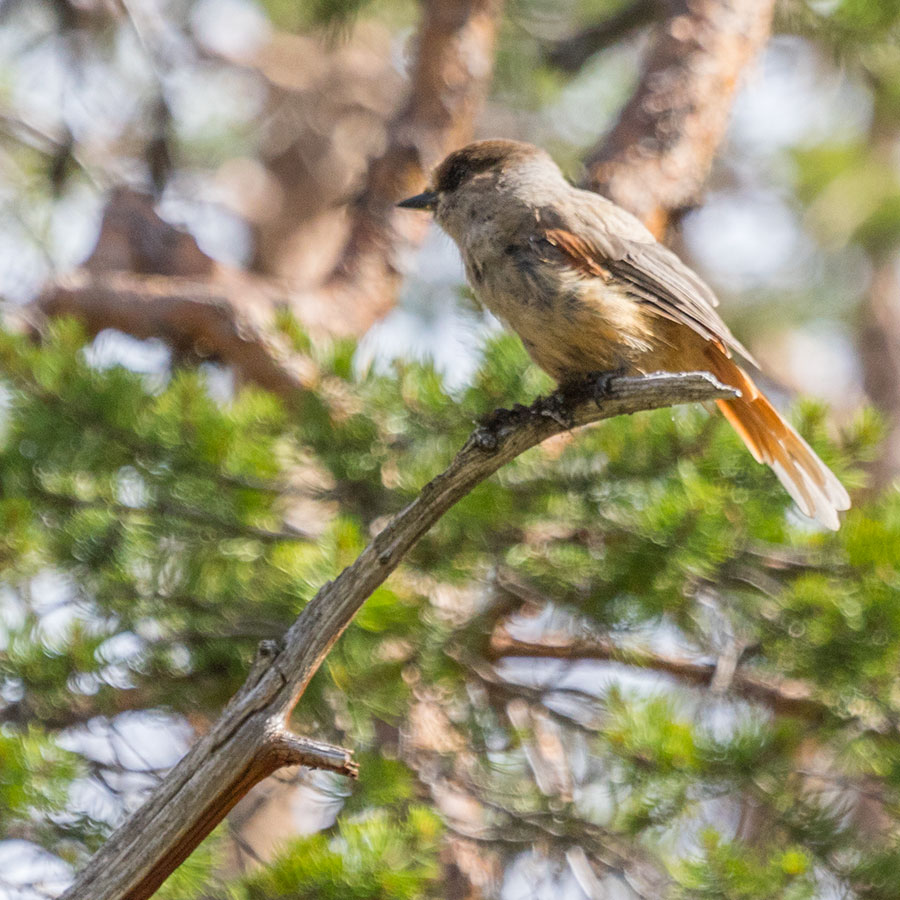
[397,190,438,211]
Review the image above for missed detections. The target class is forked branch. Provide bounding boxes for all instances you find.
[33,0,505,373]
[59,371,735,900]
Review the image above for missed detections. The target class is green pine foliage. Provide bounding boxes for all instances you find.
[0,727,81,834]
[2,318,900,898]
[234,805,442,900]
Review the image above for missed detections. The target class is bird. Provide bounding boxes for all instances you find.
[398,139,849,529]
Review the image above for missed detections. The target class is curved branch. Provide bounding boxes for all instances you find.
[36,271,315,395]
[582,0,777,235]
[59,371,736,900]
[545,0,662,73]
[295,0,504,336]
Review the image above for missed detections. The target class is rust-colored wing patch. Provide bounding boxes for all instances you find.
[541,221,757,366]
[544,228,611,281]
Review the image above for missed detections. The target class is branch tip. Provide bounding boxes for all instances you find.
[272,730,360,779]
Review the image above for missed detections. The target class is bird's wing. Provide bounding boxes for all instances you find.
[538,194,757,366]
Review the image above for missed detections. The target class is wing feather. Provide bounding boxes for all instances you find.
[539,193,758,366]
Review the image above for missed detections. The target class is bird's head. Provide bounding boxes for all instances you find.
[397,140,562,241]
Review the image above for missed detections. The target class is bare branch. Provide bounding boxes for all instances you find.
[295,0,504,336]
[58,371,736,900]
[488,625,826,721]
[35,270,316,396]
[582,0,777,235]
[32,0,505,387]
[268,729,359,778]
[545,0,662,73]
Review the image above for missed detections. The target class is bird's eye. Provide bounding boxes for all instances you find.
[436,162,468,193]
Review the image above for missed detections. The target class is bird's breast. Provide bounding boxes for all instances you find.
[465,247,658,381]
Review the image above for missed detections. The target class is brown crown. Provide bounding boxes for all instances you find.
[432,139,543,194]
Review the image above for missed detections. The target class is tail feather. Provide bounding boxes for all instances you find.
[703,350,850,530]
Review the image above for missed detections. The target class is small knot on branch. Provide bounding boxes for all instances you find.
[246,639,282,689]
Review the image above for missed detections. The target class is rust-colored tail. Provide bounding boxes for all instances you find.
[703,350,850,530]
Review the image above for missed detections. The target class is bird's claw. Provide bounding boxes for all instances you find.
[472,404,529,451]
[537,391,575,429]
[588,367,626,406]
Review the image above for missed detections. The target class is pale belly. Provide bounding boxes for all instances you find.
[471,254,668,381]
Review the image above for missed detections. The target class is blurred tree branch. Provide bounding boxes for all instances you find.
[488,624,826,721]
[856,104,900,485]
[582,0,777,236]
[57,372,736,900]
[36,269,315,395]
[544,0,663,73]
[861,256,900,484]
[32,0,504,383]
[299,0,504,336]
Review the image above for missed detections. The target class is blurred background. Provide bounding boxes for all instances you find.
[2,0,900,898]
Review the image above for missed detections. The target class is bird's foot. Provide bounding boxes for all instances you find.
[472,403,531,451]
[536,390,575,429]
[472,367,628,450]
[552,367,627,413]
[585,367,627,407]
